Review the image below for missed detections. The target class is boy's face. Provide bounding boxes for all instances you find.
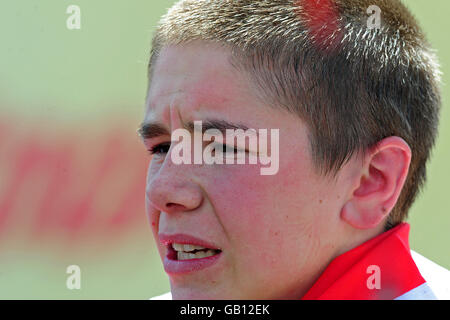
[143,42,354,299]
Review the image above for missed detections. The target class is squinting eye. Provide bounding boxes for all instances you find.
[148,143,170,156]
[222,144,238,154]
[220,144,247,155]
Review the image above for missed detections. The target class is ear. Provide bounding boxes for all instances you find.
[340,136,412,229]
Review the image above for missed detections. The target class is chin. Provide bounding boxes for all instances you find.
[172,291,215,300]
[171,287,232,300]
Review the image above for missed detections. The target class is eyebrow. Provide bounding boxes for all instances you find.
[137,119,251,140]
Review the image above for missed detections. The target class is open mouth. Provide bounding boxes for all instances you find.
[168,243,222,261]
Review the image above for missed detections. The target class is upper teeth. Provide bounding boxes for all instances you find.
[172,243,208,252]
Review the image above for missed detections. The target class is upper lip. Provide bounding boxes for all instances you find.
[159,233,222,250]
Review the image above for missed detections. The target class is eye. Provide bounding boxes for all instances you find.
[222,144,239,154]
[148,142,171,156]
[218,143,247,157]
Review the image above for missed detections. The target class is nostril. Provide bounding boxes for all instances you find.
[165,203,186,211]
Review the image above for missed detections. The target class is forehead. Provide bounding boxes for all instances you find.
[145,42,263,124]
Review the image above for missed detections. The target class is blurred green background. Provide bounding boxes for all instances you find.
[0,0,448,299]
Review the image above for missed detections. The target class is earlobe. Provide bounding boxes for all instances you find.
[340,136,411,230]
[341,199,387,229]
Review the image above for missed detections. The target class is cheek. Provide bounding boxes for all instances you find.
[145,163,165,259]
[204,161,318,262]
[217,145,337,271]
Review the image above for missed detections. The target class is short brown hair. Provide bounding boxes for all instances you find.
[147,0,441,229]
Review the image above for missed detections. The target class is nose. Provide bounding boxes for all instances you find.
[146,156,203,214]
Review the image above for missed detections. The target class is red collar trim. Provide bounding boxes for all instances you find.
[301,223,425,299]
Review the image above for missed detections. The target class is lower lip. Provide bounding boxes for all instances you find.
[163,246,223,275]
